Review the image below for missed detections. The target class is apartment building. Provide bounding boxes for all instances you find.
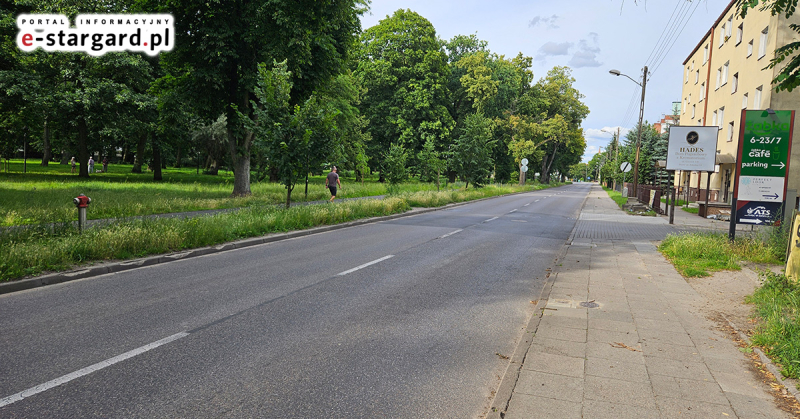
[678,0,800,203]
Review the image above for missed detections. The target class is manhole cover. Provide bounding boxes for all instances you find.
[579,301,599,308]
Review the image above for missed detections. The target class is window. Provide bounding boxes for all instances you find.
[691,61,694,70]
[742,93,748,109]
[688,93,692,103]
[726,17,733,38]
[754,85,763,108]
[747,39,753,57]
[732,73,738,93]
[722,61,729,85]
[759,27,769,58]
[736,23,744,45]
[703,44,709,63]
[728,121,735,142]
[716,68,722,89]
[692,104,696,118]
[695,70,699,84]
[719,24,726,47]
[719,107,725,129]
[712,110,718,126]
[700,82,705,101]
[699,118,703,126]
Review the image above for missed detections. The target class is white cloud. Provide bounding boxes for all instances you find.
[535,41,572,62]
[569,32,602,68]
[528,14,560,29]
[584,126,629,139]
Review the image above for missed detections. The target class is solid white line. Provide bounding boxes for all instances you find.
[524,203,530,207]
[509,209,518,213]
[337,255,394,276]
[438,229,463,239]
[535,200,540,202]
[0,332,190,408]
[484,217,499,222]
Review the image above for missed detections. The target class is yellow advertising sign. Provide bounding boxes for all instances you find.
[786,212,800,280]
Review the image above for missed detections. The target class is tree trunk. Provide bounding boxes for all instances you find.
[286,186,293,209]
[152,137,162,181]
[175,146,181,168]
[228,141,251,196]
[77,117,89,178]
[132,134,147,173]
[41,117,51,166]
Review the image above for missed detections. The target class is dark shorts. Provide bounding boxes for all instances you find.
[329,186,337,196]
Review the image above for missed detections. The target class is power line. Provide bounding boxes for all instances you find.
[643,0,685,67]
[646,0,694,71]
[649,0,702,76]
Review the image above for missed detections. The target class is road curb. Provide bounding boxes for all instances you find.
[487,186,588,418]
[0,187,564,296]
[720,313,800,404]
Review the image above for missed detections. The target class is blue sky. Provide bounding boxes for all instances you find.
[360,0,731,162]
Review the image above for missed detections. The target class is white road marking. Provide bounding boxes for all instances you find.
[524,203,530,207]
[337,255,394,276]
[484,217,499,222]
[438,229,463,239]
[535,200,540,202]
[509,209,518,213]
[0,332,190,408]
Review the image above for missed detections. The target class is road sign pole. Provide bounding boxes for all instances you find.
[704,171,711,217]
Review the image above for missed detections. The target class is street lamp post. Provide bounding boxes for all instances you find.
[609,66,648,199]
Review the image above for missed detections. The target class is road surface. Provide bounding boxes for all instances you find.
[0,184,590,418]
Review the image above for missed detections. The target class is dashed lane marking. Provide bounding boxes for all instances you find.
[337,255,394,276]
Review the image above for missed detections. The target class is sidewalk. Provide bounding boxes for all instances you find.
[495,185,790,418]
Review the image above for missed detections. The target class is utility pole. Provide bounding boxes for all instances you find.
[633,66,648,196]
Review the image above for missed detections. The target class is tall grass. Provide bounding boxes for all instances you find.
[747,270,800,379]
[0,198,409,281]
[0,182,566,282]
[658,232,785,277]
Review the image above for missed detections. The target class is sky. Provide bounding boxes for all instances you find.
[360,0,732,162]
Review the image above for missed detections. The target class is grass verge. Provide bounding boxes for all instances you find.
[602,186,657,216]
[658,232,786,277]
[746,270,800,379]
[0,198,409,282]
[682,207,699,214]
[0,183,564,282]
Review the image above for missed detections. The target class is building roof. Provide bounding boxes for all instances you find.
[682,0,737,65]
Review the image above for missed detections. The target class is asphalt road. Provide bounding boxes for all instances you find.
[0,183,590,418]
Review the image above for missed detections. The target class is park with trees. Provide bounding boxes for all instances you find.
[0,2,590,281]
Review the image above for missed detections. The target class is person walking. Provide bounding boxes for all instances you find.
[326,166,342,202]
[70,157,76,174]
[102,157,109,173]
[88,157,95,174]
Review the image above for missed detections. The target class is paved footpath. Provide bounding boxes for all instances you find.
[497,185,789,419]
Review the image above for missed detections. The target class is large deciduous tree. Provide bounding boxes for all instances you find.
[162,0,364,196]
[354,9,454,181]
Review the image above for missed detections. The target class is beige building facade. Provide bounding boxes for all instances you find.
[677,0,800,203]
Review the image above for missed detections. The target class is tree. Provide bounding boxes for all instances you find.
[247,61,338,208]
[737,0,800,92]
[162,0,364,196]
[417,137,445,190]
[452,113,495,189]
[384,143,409,187]
[354,9,454,180]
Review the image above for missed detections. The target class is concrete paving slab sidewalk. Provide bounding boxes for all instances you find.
[495,185,792,419]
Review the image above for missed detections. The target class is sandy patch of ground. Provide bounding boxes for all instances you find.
[683,264,800,417]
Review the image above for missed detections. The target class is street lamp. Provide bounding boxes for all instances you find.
[609,66,648,199]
